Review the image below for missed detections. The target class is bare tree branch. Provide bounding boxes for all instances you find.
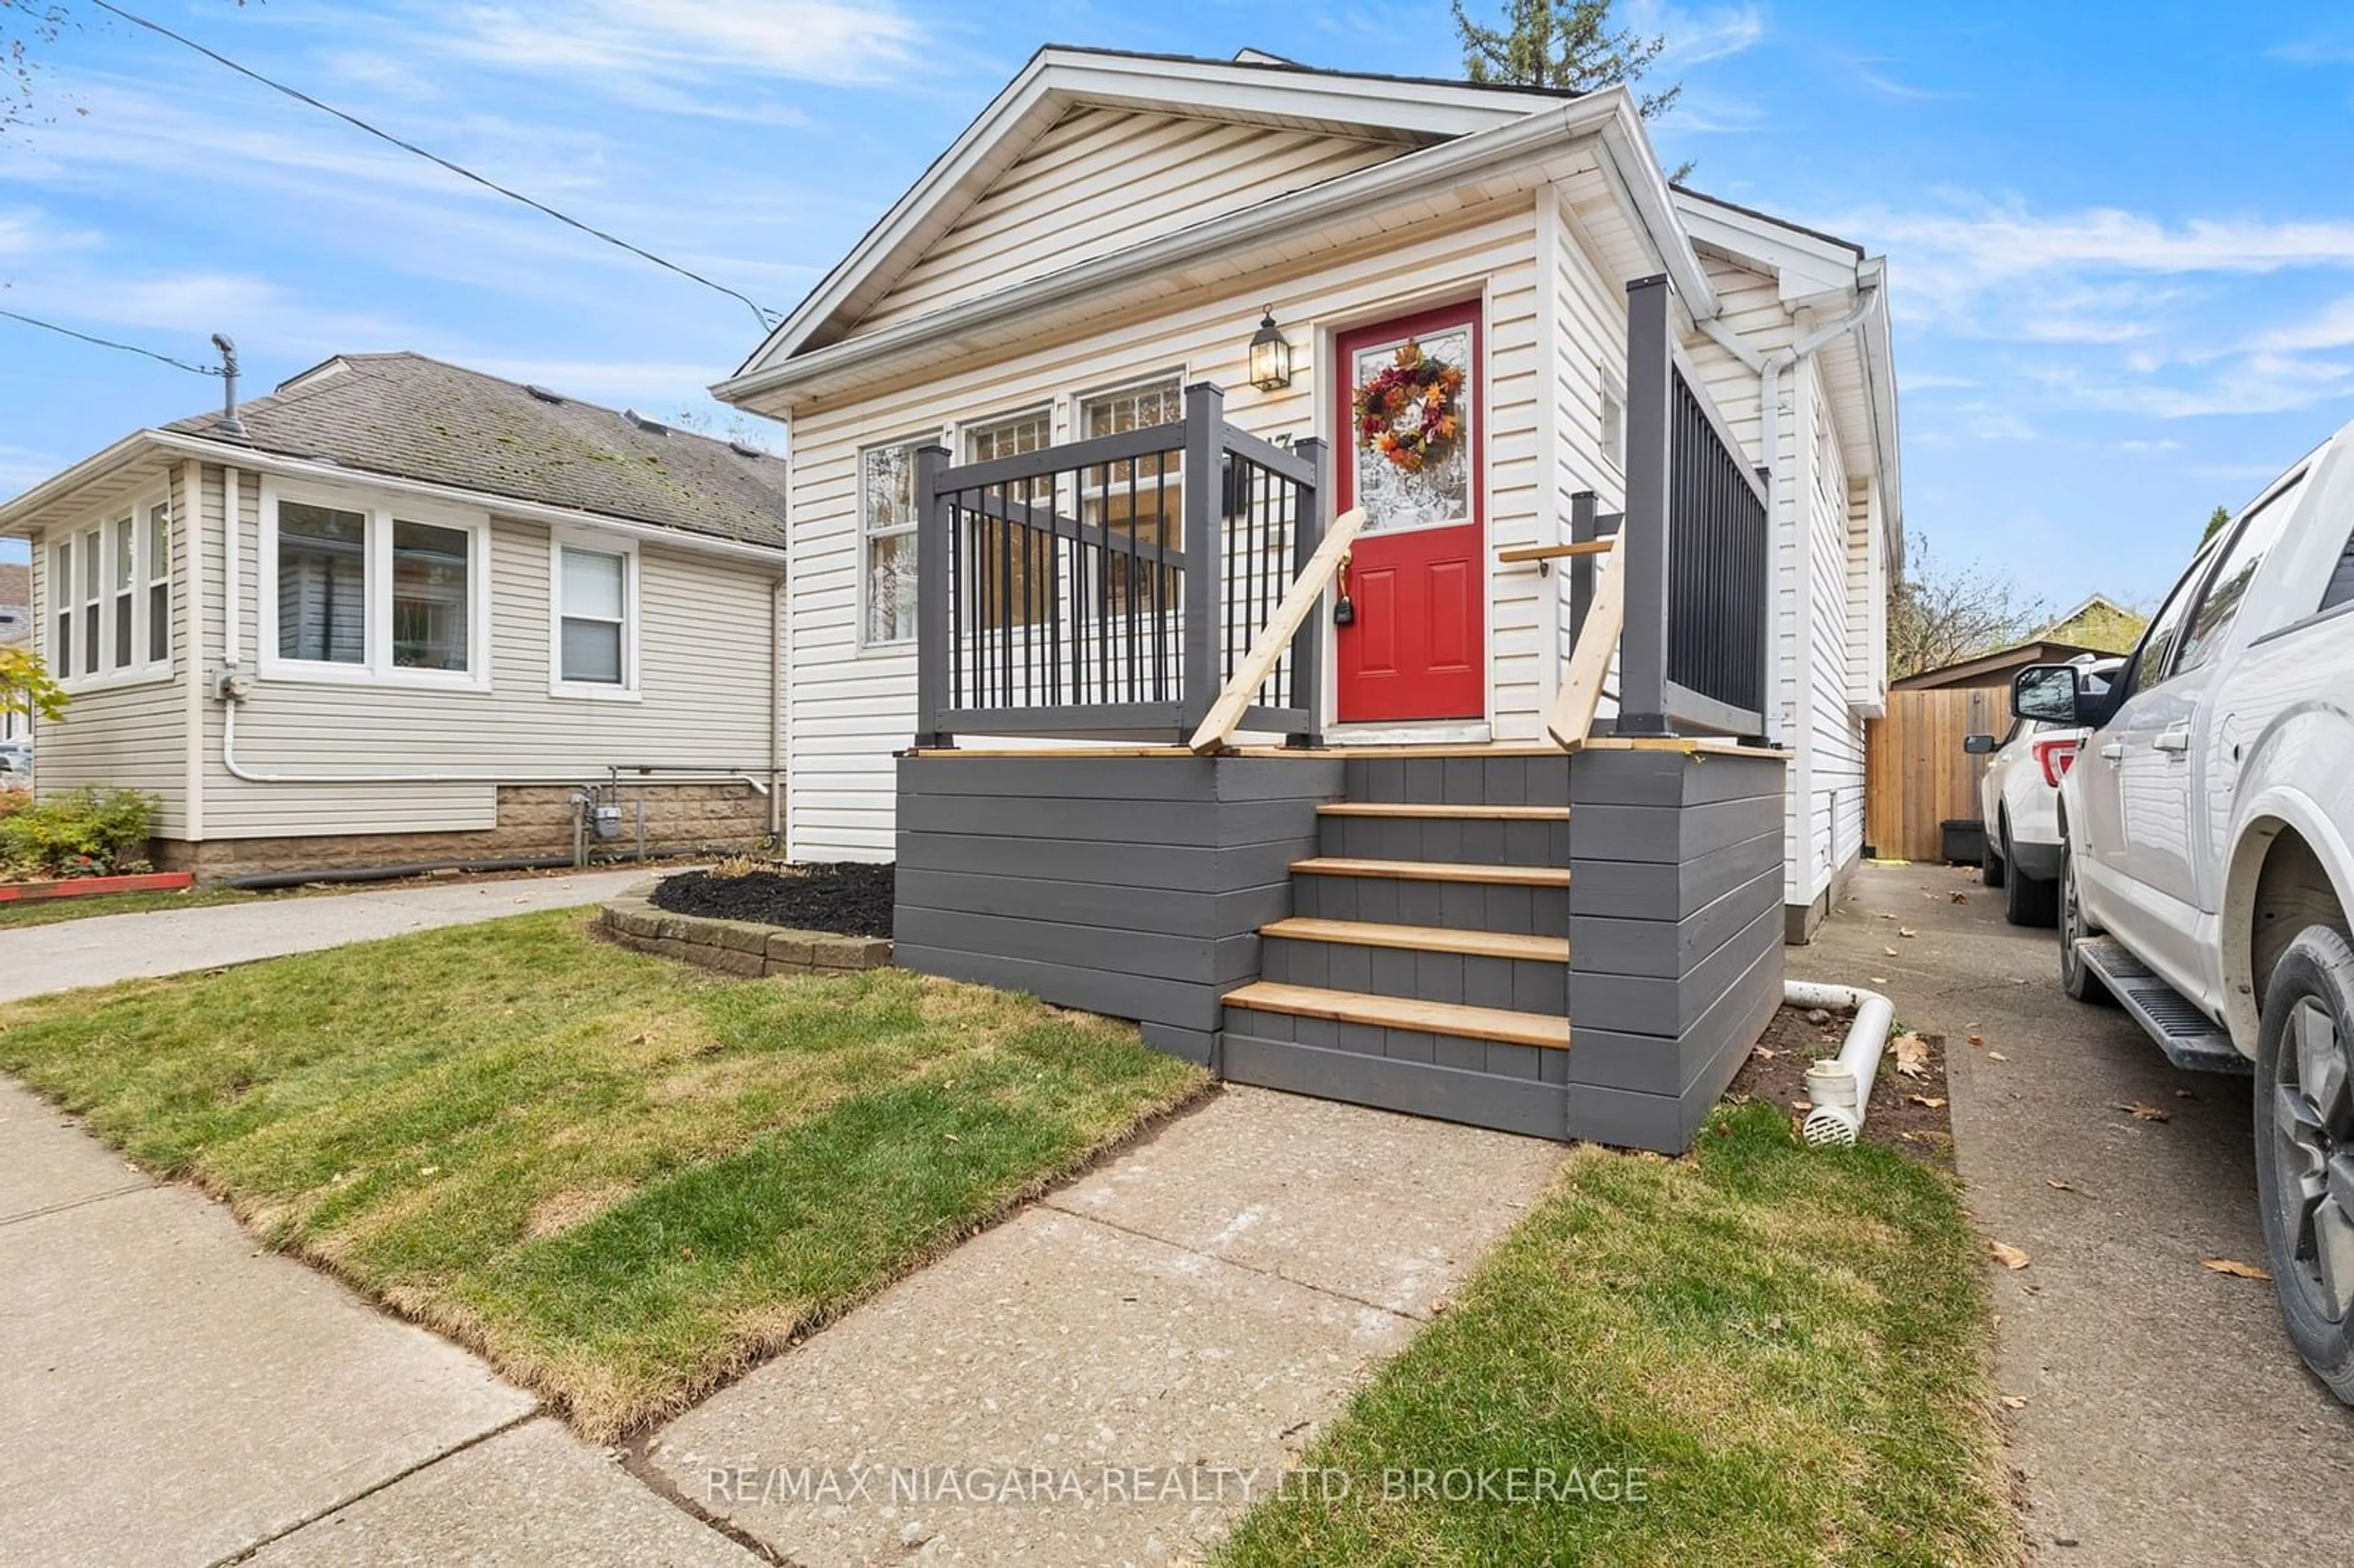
[1887,532,2050,680]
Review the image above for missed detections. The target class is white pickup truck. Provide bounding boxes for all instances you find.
[2013,418,2354,1398]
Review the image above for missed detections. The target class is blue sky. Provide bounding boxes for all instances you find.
[4,1,2353,612]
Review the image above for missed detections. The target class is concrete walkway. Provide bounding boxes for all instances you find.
[1799,864,2354,1567]
[649,1086,1566,1566]
[0,866,655,1002]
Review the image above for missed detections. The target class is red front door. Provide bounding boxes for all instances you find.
[1334,302,1485,723]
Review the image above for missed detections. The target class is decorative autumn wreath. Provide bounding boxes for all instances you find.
[1352,338,1466,474]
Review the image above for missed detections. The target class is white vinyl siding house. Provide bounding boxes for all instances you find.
[720,48,1900,937]
[2,354,791,875]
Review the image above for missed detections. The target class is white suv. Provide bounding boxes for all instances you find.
[2014,419,2354,1398]
[1969,656,2119,927]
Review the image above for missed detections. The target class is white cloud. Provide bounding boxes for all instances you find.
[1856,67,1966,102]
[2249,295,2354,354]
[429,0,926,95]
[1626,2,1766,67]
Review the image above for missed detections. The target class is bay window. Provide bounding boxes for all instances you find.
[261,480,489,688]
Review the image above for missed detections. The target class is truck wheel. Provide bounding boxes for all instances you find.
[1981,820,2006,889]
[2058,840,2111,1003]
[2002,825,2059,926]
[2254,924,2354,1404]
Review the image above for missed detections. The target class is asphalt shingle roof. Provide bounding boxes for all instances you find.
[165,353,788,548]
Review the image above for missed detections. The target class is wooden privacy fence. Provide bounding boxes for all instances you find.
[1865,686,2007,862]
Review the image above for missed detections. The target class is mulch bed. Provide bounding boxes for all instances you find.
[650,861,895,938]
[1727,1004,1955,1161]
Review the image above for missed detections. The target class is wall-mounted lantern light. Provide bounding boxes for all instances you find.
[1248,307,1294,392]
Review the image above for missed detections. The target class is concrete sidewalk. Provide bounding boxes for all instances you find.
[1800,864,2354,1567]
[649,1086,1566,1566]
[0,1079,763,1568]
[0,866,655,1003]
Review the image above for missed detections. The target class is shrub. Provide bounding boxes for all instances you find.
[0,787,158,880]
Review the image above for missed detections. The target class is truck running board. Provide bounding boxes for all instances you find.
[2076,937,2250,1075]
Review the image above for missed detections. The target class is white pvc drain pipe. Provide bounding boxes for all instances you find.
[1784,980,1897,1147]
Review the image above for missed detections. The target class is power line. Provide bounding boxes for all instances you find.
[89,0,783,332]
[0,308,224,376]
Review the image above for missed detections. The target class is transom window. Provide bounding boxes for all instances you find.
[262,481,489,688]
[48,490,171,688]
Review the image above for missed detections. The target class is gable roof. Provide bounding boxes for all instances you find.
[728,45,1591,379]
[149,354,787,547]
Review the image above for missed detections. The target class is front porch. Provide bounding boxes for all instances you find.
[891,276,1788,1154]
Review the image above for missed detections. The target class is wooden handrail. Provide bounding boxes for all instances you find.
[1187,505,1367,755]
[1545,527,1626,749]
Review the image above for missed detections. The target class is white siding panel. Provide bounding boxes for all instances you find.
[858,108,1409,333]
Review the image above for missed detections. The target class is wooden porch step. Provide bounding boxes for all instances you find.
[1289,856,1571,888]
[1316,802,1569,821]
[1222,981,1571,1051]
[1259,918,1567,965]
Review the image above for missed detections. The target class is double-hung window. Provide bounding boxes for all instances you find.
[963,409,1056,631]
[262,481,489,688]
[49,493,173,689]
[550,533,638,698]
[1078,378,1183,614]
[859,440,923,647]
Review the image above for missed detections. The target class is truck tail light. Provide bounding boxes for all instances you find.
[2034,737,2081,788]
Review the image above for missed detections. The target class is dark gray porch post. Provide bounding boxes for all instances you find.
[1752,462,1775,746]
[913,443,953,750]
[1568,489,1597,642]
[1618,273,1675,737]
[1287,435,1329,747]
[1178,382,1225,737]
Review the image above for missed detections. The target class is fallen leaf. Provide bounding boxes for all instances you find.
[943,1132,962,1143]
[2201,1257,2272,1281]
[2173,1088,2196,1100]
[2000,1395,2028,1410]
[1892,1033,1931,1079]
[1903,1128,1955,1148]
[1988,1051,2009,1061]
[1899,926,1918,938]
[418,1165,440,1178]
[1878,911,1896,920]
[1793,1098,1813,1113]
[2117,1102,2170,1122]
[1967,1033,1987,1046]
[1951,891,1969,904]
[1870,976,1887,985]
[1908,1094,1948,1109]
[2046,1178,2074,1192]
[1989,1240,2032,1271]
[1753,1045,1778,1059]
[1884,945,1899,957]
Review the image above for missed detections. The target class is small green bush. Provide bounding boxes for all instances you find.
[0,787,158,879]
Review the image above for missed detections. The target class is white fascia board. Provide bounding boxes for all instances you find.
[728,49,1574,383]
[718,88,1714,408]
[55,433,789,567]
[1590,107,1721,322]
[1857,255,1902,534]
[1674,192,1864,305]
[0,432,160,536]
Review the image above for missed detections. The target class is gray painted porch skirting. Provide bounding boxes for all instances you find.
[894,747,1788,1154]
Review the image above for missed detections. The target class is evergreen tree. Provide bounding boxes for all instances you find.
[1452,0,1683,120]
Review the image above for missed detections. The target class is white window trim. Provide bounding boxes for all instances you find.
[50,487,175,695]
[547,527,642,701]
[1599,375,1628,474]
[257,474,494,693]
[856,428,946,654]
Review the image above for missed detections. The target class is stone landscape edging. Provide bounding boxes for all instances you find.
[598,880,893,979]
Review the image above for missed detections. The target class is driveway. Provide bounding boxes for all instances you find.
[0,866,655,1002]
[1800,862,2354,1566]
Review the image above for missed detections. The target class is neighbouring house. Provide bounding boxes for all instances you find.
[1888,637,2105,693]
[0,353,788,878]
[712,45,1901,1152]
[0,560,28,741]
[2041,592,2147,653]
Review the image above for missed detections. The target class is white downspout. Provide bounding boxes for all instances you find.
[1785,978,1897,1147]
[768,574,785,843]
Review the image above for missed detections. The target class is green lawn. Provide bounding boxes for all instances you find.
[0,911,1206,1438]
[0,885,262,929]
[1215,1103,2019,1568]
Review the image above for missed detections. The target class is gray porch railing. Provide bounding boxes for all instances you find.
[1613,273,1773,739]
[913,382,1328,747]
